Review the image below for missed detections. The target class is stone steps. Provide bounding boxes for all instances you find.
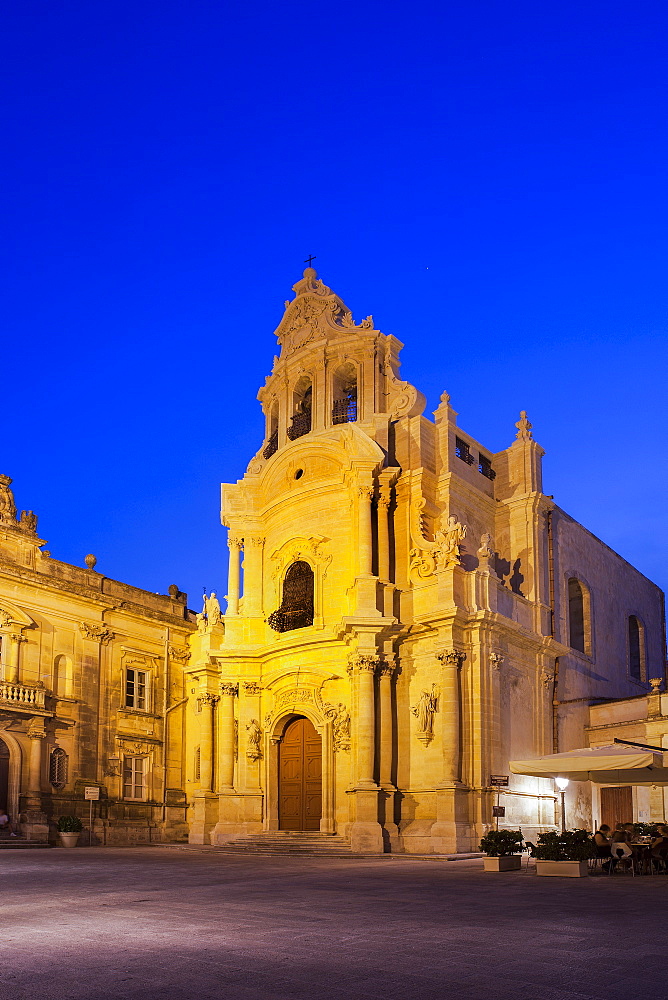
[219,833,354,856]
[0,840,53,849]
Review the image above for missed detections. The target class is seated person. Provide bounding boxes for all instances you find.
[0,811,16,836]
[594,824,615,871]
[611,827,633,863]
[650,824,668,865]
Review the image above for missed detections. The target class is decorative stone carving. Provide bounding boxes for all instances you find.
[0,610,12,628]
[437,650,466,668]
[358,485,375,502]
[411,686,439,746]
[649,677,663,693]
[347,653,379,674]
[19,510,38,533]
[277,687,313,707]
[478,533,494,563]
[79,622,114,644]
[0,475,17,525]
[515,410,533,441]
[9,632,27,644]
[198,692,219,708]
[270,535,331,582]
[220,682,239,698]
[27,718,47,739]
[228,536,244,551]
[85,553,98,571]
[168,646,190,663]
[117,737,157,755]
[323,702,351,752]
[245,719,263,761]
[490,653,504,671]
[196,613,207,633]
[243,682,262,695]
[409,497,468,581]
[540,667,555,688]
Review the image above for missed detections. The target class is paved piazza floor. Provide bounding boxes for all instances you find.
[4,846,665,1000]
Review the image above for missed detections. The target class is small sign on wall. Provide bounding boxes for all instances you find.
[490,775,509,787]
[492,805,506,818]
[84,786,100,800]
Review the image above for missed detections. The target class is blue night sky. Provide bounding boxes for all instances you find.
[3,1,667,607]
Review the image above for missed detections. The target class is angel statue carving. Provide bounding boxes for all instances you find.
[435,515,467,568]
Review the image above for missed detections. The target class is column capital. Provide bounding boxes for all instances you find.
[243,681,262,695]
[27,719,47,739]
[228,536,244,550]
[347,653,380,674]
[436,649,466,668]
[357,485,375,502]
[246,536,265,548]
[79,621,115,644]
[377,658,396,677]
[490,652,504,671]
[9,632,27,644]
[220,681,239,697]
[198,692,219,707]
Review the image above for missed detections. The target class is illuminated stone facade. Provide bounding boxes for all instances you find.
[186,268,666,852]
[0,474,194,844]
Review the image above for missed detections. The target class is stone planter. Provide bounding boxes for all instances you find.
[535,860,589,877]
[58,832,80,848]
[483,856,522,872]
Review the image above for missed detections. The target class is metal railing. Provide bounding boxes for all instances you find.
[332,397,357,424]
[263,430,278,459]
[287,412,312,440]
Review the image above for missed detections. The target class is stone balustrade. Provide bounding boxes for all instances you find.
[0,680,46,709]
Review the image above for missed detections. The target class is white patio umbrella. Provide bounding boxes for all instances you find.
[509,744,668,785]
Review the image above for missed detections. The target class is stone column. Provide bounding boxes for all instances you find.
[378,661,394,788]
[347,653,383,852]
[226,537,243,616]
[198,693,218,793]
[243,536,264,616]
[438,650,465,782]
[349,654,378,788]
[25,719,46,810]
[377,486,391,582]
[357,486,374,577]
[7,633,26,684]
[431,649,466,853]
[218,682,238,792]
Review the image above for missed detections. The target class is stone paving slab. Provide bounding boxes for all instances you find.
[2,847,665,1000]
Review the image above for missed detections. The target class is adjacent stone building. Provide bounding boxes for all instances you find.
[0,474,195,844]
[185,267,666,852]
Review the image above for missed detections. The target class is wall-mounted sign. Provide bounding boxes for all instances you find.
[492,805,506,817]
[490,775,509,787]
[84,786,100,800]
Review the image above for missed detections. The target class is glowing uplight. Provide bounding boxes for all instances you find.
[555,777,570,791]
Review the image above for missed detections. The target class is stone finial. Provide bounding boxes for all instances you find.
[649,677,663,693]
[85,554,98,571]
[515,411,533,441]
[440,390,451,405]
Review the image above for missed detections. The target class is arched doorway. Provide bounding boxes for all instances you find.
[0,738,9,813]
[279,717,322,831]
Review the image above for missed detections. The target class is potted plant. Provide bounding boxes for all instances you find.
[533,829,594,877]
[57,815,83,848]
[479,829,524,871]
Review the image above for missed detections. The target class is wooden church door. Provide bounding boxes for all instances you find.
[278,717,322,831]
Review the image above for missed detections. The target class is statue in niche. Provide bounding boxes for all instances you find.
[246,719,263,761]
[411,686,439,745]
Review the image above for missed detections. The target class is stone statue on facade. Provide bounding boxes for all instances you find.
[411,686,438,745]
[0,475,17,525]
[202,591,221,626]
[434,515,467,569]
[19,510,38,533]
[245,719,263,761]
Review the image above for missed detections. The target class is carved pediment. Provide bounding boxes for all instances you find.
[274,269,377,358]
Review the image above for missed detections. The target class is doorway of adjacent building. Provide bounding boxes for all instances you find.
[278,717,322,831]
[600,785,633,830]
[0,738,9,813]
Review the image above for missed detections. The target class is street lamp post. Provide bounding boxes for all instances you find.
[555,777,569,833]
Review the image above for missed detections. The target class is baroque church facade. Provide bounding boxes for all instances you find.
[1,268,665,851]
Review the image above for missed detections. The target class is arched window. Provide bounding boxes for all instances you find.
[49,747,68,789]
[628,616,646,682]
[332,362,357,425]
[54,654,73,699]
[568,577,590,655]
[268,561,314,632]
[287,377,312,440]
[263,401,279,459]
